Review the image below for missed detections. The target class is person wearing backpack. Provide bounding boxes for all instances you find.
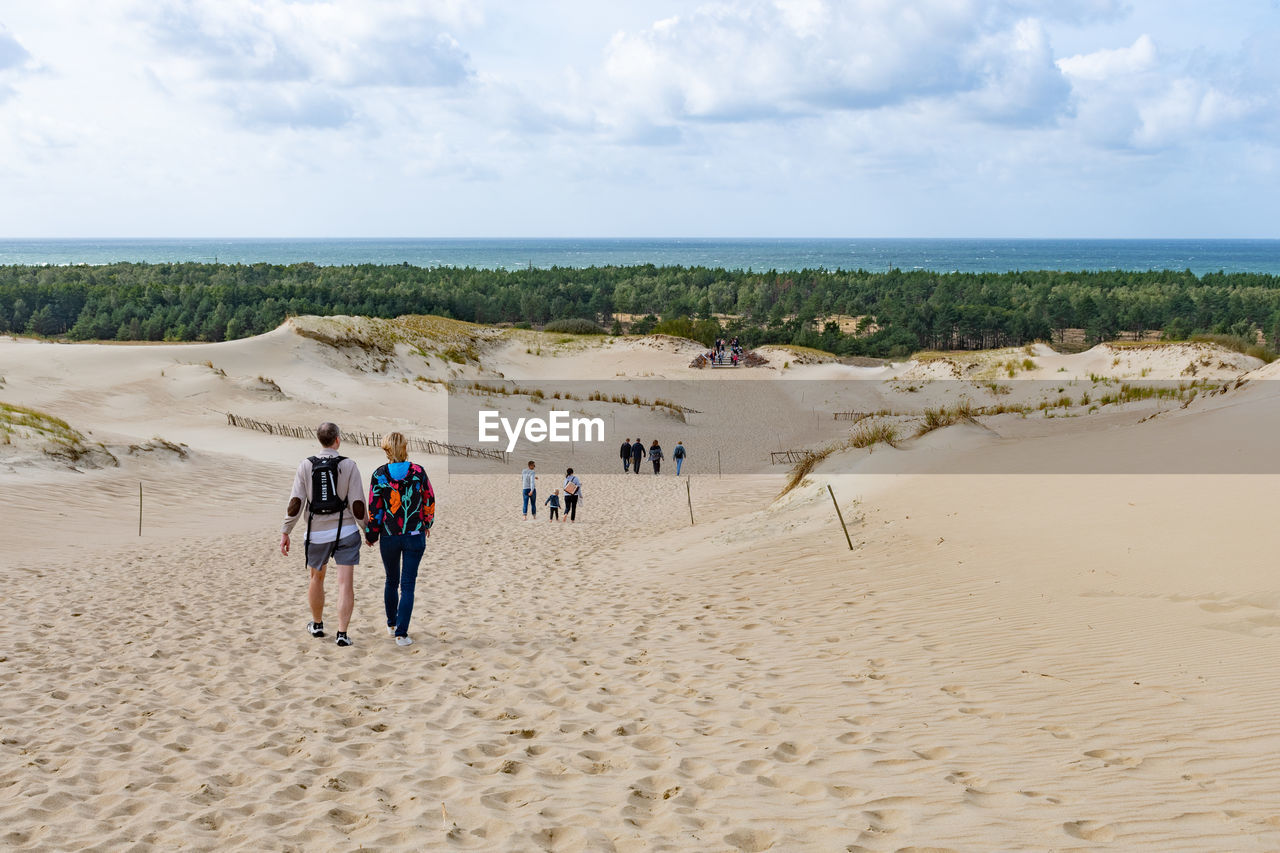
[280,422,367,647]
[672,440,686,476]
[366,432,435,647]
[562,468,582,522]
[649,439,664,475]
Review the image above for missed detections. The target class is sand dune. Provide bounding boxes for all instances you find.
[2,321,1279,850]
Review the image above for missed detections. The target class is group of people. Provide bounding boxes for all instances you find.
[279,424,693,649]
[521,460,583,522]
[620,437,686,475]
[705,336,745,366]
[280,422,434,648]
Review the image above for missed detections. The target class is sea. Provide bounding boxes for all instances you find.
[2,238,1279,276]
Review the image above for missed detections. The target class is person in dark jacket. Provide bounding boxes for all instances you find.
[620,437,632,472]
[631,439,644,474]
[649,439,663,475]
[672,440,686,476]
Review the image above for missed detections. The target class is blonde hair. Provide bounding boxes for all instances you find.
[381,431,408,463]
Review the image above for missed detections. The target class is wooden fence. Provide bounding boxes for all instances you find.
[225,413,509,464]
[770,449,815,465]
[832,411,869,422]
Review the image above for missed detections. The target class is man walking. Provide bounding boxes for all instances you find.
[620,437,632,472]
[280,422,367,647]
[522,460,538,518]
[631,438,644,475]
[673,440,686,476]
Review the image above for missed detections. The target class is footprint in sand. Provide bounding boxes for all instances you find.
[1064,820,1116,842]
[1083,749,1143,769]
[532,825,590,852]
[913,746,954,761]
[770,741,816,763]
[1039,724,1076,740]
[860,808,910,837]
[724,828,777,852]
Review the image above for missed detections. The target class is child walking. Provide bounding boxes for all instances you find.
[545,489,560,521]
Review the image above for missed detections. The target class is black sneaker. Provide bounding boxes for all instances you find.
[335,632,353,647]
[307,621,325,638]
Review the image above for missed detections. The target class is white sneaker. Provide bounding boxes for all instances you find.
[395,636,413,647]
[386,625,396,636]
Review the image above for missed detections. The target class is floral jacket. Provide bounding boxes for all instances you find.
[366,462,435,542]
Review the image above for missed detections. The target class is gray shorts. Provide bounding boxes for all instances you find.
[306,532,362,570]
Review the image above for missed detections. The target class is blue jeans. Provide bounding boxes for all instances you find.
[522,488,536,515]
[675,457,683,475]
[380,533,425,636]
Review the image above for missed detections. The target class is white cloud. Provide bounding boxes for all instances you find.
[964,17,1071,125]
[594,1,1076,131]
[1059,34,1267,150]
[1133,78,1254,148]
[144,0,475,87]
[226,87,355,129]
[0,24,31,70]
[1057,34,1157,81]
[0,23,34,102]
[138,0,476,131]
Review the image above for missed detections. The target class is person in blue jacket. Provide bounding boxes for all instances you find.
[672,440,686,475]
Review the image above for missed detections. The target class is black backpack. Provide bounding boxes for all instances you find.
[305,455,348,558]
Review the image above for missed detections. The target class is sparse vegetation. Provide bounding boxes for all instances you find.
[916,401,977,436]
[0,401,112,464]
[542,318,606,335]
[1190,333,1276,363]
[849,422,900,448]
[779,421,899,497]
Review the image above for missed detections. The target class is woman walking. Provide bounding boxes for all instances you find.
[562,468,582,522]
[366,432,435,647]
[649,439,664,475]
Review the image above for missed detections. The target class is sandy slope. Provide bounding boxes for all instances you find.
[2,321,1279,851]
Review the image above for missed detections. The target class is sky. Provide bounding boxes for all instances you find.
[0,0,1277,238]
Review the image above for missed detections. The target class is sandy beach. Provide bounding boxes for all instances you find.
[4,319,1280,851]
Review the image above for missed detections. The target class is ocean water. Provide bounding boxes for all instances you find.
[2,238,1280,276]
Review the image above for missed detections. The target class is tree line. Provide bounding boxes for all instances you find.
[2,261,1279,358]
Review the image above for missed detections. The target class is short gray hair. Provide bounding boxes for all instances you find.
[317,422,340,447]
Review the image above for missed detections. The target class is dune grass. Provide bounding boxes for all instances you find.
[779,421,900,497]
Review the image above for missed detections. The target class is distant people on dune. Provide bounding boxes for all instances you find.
[365,431,434,647]
[522,460,538,519]
[673,440,686,475]
[562,468,582,522]
[620,437,632,472]
[649,439,663,475]
[631,438,644,474]
[279,421,366,648]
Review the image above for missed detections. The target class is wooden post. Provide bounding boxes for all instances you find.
[717,450,722,478]
[686,478,694,526]
[828,484,853,551]
[138,482,143,536]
